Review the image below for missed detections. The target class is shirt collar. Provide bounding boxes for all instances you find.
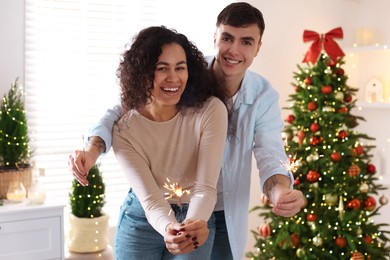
[205,56,255,108]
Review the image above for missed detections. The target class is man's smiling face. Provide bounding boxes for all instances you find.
[213,23,262,79]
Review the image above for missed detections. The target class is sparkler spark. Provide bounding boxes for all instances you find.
[281,155,302,173]
[163,178,190,206]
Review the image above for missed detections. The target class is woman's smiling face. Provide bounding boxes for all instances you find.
[151,42,188,108]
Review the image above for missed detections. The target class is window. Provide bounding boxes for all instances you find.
[24,0,231,225]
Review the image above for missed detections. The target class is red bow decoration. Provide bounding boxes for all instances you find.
[302,27,345,64]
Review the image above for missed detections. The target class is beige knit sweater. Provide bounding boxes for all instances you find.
[112,96,228,236]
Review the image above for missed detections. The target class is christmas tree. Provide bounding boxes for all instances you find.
[68,164,108,253]
[247,28,390,259]
[0,78,31,169]
[69,164,105,218]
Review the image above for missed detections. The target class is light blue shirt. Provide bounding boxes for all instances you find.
[88,56,293,260]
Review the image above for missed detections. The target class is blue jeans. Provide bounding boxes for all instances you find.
[114,190,216,260]
[211,211,233,260]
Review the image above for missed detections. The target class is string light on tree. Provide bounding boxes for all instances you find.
[68,164,108,253]
[0,78,31,169]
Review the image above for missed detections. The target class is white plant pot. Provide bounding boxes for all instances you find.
[68,213,109,253]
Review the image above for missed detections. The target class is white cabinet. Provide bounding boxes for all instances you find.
[0,203,65,260]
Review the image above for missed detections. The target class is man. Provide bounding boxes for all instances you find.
[69,2,305,259]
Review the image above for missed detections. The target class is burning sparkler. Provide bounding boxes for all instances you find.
[280,154,302,173]
[163,178,190,207]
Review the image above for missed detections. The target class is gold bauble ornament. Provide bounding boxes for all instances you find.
[312,152,319,161]
[296,248,306,258]
[325,193,338,205]
[359,183,369,193]
[379,195,388,205]
[313,235,323,247]
[335,92,344,101]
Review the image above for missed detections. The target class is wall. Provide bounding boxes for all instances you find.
[1,0,390,258]
[0,0,24,97]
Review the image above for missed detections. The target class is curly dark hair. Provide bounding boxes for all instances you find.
[117,25,229,113]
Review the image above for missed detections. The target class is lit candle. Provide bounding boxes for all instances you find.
[28,191,46,204]
[7,190,26,202]
[6,181,26,203]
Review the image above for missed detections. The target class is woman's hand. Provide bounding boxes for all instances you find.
[164,219,209,255]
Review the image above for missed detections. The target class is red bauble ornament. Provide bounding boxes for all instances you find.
[286,114,295,124]
[338,107,348,113]
[330,152,342,162]
[321,85,333,94]
[328,60,336,67]
[336,68,345,76]
[351,252,364,260]
[294,85,300,92]
[335,236,347,248]
[307,170,320,183]
[310,136,321,146]
[364,234,372,244]
[338,130,348,139]
[306,213,317,222]
[307,101,318,111]
[310,123,320,132]
[344,95,352,103]
[367,164,376,174]
[347,198,361,210]
[290,233,299,247]
[304,77,312,85]
[294,178,300,186]
[353,145,364,156]
[259,223,271,238]
[348,164,361,177]
[364,196,376,211]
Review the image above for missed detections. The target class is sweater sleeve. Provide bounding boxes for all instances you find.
[185,97,228,221]
[112,124,177,236]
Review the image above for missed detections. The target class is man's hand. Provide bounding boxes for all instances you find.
[68,136,105,186]
[164,219,209,255]
[264,174,306,217]
[271,189,306,217]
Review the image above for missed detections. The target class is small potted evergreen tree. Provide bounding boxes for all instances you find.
[0,78,32,200]
[68,163,109,253]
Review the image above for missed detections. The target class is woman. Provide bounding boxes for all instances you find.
[112,26,229,259]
